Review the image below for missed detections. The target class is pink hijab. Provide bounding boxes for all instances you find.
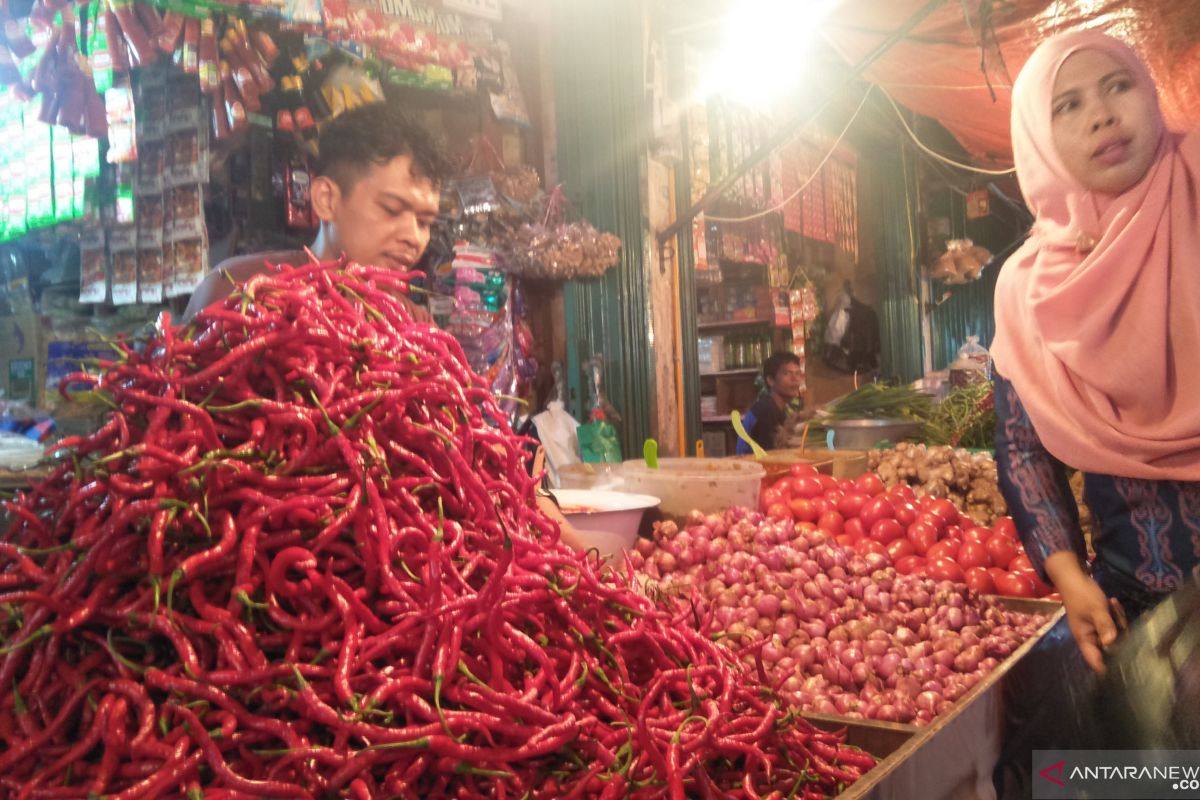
[991,30,1200,480]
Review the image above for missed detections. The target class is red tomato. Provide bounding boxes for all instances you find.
[837,492,869,520]
[985,534,1018,571]
[964,526,992,544]
[818,511,845,535]
[788,476,822,499]
[854,472,886,497]
[994,571,1036,598]
[855,538,888,557]
[869,519,905,545]
[835,533,861,549]
[789,463,820,478]
[992,517,1018,540]
[1046,592,1063,603]
[1008,554,1034,573]
[894,555,926,575]
[926,539,961,563]
[928,498,960,525]
[788,497,819,523]
[796,521,818,534]
[916,512,947,533]
[963,566,996,594]
[766,502,792,521]
[907,522,939,556]
[837,478,856,493]
[893,501,919,528]
[843,518,866,540]
[859,496,895,529]
[943,525,964,543]
[928,557,965,583]
[817,474,840,492]
[811,498,837,518]
[987,567,1009,585]
[1018,569,1054,598]
[760,488,783,511]
[888,484,917,504]
[957,540,992,570]
[886,538,917,561]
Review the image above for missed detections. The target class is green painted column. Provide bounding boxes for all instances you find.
[550,0,654,457]
[866,143,925,383]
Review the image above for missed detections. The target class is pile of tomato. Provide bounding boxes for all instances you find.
[760,466,1058,600]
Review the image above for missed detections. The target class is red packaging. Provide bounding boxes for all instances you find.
[285,159,312,229]
[228,22,272,93]
[231,64,260,112]
[275,109,295,132]
[107,0,155,67]
[4,20,36,60]
[178,17,198,74]
[250,29,279,66]
[30,31,59,93]
[220,61,248,132]
[84,73,109,138]
[198,18,218,93]
[211,82,231,140]
[158,11,185,54]
[104,10,131,73]
[134,2,164,40]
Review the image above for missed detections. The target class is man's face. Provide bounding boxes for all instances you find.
[768,362,804,400]
[315,154,441,270]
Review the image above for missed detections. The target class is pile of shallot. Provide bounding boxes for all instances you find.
[631,508,1049,726]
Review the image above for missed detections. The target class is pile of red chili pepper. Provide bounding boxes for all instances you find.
[0,259,874,798]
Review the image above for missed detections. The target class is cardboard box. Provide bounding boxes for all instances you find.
[0,313,44,405]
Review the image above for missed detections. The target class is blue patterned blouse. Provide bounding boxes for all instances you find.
[993,372,1200,616]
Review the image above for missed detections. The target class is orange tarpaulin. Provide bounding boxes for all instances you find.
[823,0,1200,167]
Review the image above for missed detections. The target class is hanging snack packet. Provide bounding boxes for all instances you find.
[79,227,108,304]
[109,224,137,305]
[170,184,204,239]
[166,234,207,298]
[137,247,164,303]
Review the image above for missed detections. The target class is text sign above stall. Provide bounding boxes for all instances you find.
[365,0,471,36]
[441,0,501,21]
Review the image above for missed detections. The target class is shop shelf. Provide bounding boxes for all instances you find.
[699,368,760,378]
[696,317,776,332]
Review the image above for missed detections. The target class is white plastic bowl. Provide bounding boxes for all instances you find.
[552,489,660,561]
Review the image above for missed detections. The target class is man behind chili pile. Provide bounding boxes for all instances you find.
[183,102,454,322]
[735,352,805,455]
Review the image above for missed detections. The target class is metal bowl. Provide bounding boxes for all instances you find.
[822,418,922,450]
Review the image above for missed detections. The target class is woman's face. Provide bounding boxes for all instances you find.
[1050,48,1160,195]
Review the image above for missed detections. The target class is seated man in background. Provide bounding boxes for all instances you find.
[735,352,805,455]
[183,102,454,322]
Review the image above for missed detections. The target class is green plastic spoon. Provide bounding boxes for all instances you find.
[643,438,659,469]
[731,410,767,459]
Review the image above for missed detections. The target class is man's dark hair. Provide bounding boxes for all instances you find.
[314,102,456,192]
[763,352,802,383]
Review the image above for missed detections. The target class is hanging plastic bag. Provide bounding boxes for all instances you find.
[577,354,623,463]
[532,364,581,487]
[504,185,622,281]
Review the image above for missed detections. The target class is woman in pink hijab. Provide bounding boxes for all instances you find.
[991,29,1200,674]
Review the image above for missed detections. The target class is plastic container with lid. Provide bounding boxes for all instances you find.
[950,335,991,388]
[621,457,765,519]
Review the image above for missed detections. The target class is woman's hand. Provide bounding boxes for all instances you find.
[1045,552,1118,673]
